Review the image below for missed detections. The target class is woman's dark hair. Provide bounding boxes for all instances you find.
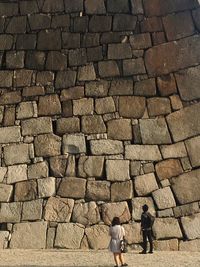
[112,217,120,226]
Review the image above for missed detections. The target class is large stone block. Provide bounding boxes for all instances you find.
[107,0,129,12]
[4,144,31,165]
[140,118,171,144]
[111,181,133,202]
[119,96,146,119]
[78,156,104,178]
[22,199,43,221]
[157,74,177,96]
[152,187,176,210]
[143,0,198,16]
[163,11,195,41]
[102,202,131,225]
[113,14,137,31]
[3,106,15,127]
[85,225,110,249]
[16,34,36,50]
[107,119,132,140]
[64,0,83,12]
[35,134,61,157]
[10,222,47,249]
[15,180,37,202]
[19,1,39,14]
[134,79,156,96]
[38,95,61,116]
[171,169,200,205]
[38,30,61,50]
[0,231,9,249]
[109,79,133,96]
[166,103,200,142]
[72,201,100,226]
[16,101,37,119]
[25,51,45,70]
[130,33,151,49]
[29,13,51,30]
[46,51,68,71]
[86,180,110,201]
[0,71,12,88]
[125,145,162,161]
[62,32,80,49]
[55,71,76,89]
[185,136,200,168]
[82,115,106,134]
[180,239,200,252]
[153,218,182,239]
[89,15,112,32]
[56,118,80,135]
[85,80,109,97]
[141,17,163,32]
[0,184,13,202]
[7,164,27,184]
[44,197,74,222]
[123,58,146,76]
[73,98,94,115]
[95,97,115,114]
[108,43,132,60]
[21,117,52,136]
[69,48,87,67]
[14,69,33,87]
[0,91,21,105]
[98,61,120,78]
[60,87,84,101]
[49,155,68,178]
[6,51,25,69]
[155,159,183,180]
[160,142,187,159]
[90,140,123,155]
[42,0,64,12]
[85,0,106,14]
[181,213,200,240]
[175,65,200,101]
[6,16,27,34]
[132,197,155,221]
[106,160,130,181]
[57,177,86,199]
[147,97,171,116]
[0,3,18,16]
[38,177,56,198]
[135,173,159,196]
[0,35,13,50]
[145,35,200,76]
[0,202,21,223]
[173,202,200,218]
[63,134,86,154]
[130,0,144,14]
[55,223,84,249]
[123,223,142,244]
[192,8,200,32]
[154,239,179,251]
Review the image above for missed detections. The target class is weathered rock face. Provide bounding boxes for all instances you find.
[0,0,199,251]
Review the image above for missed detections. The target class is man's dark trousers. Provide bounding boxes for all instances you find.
[142,229,153,252]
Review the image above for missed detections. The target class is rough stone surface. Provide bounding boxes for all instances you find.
[123,223,142,244]
[58,177,86,199]
[0,126,21,144]
[10,222,47,249]
[72,202,100,225]
[134,79,156,96]
[95,97,115,114]
[0,184,13,202]
[154,239,179,251]
[107,119,132,140]
[4,144,31,165]
[157,74,177,96]
[181,213,200,240]
[0,231,9,249]
[7,164,27,184]
[28,161,49,179]
[102,202,131,225]
[78,156,104,178]
[140,118,171,144]
[185,136,200,168]
[35,134,61,157]
[153,218,182,239]
[55,223,84,249]
[180,239,200,252]
[125,145,162,161]
[22,199,43,221]
[106,160,130,181]
[44,197,74,222]
[90,140,123,155]
[0,202,22,223]
[166,103,200,142]
[174,202,200,218]
[160,142,187,159]
[86,181,110,201]
[155,159,183,180]
[119,96,146,118]
[111,180,133,202]
[38,177,56,198]
[171,169,200,205]
[22,117,52,136]
[63,134,86,154]
[38,95,61,116]
[147,97,171,117]
[85,225,110,250]
[135,173,159,196]
[56,118,80,135]
[14,180,37,202]
[82,115,106,134]
[152,187,176,210]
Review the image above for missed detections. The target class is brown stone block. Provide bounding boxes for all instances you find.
[87,46,103,62]
[57,177,86,199]
[147,97,171,117]
[86,180,110,201]
[14,70,33,87]
[16,34,36,50]
[157,74,177,96]
[163,11,195,41]
[15,180,37,201]
[62,33,80,49]
[25,51,45,70]
[82,115,106,134]
[6,16,26,34]
[28,14,51,30]
[68,48,87,67]
[119,96,146,118]
[56,118,80,135]
[6,51,24,69]
[42,0,64,12]
[113,14,137,31]
[46,51,68,71]
[19,1,39,15]
[55,70,76,89]
[3,106,15,126]
[62,101,73,117]
[130,33,152,49]
[51,14,70,29]
[107,0,130,13]
[34,134,61,157]
[123,58,146,76]
[141,17,163,32]
[155,159,183,181]
[134,78,156,96]
[107,119,132,140]
[152,32,166,46]
[22,86,45,97]
[98,61,120,78]
[85,0,106,14]
[60,87,84,101]
[0,71,13,87]
[0,2,18,16]
[38,30,61,50]
[77,64,96,81]
[111,181,133,202]
[73,16,88,33]
[38,94,61,116]
[108,43,132,60]
[82,33,100,47]
[95,96,115,114]
[89,15,112,32]
[0,35,13,50]
[64,0,83,13]
[0,91,21,105]
[145,35,200,77]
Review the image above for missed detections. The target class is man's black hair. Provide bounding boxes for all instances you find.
[142,204,149,212]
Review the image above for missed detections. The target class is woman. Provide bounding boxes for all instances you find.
[109,217,128,267]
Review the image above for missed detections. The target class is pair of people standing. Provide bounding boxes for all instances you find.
[109,205,154,267]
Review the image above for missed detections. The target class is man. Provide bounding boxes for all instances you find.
[140,204,155,254]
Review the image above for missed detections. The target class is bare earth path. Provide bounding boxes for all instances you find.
[0,250,200,267]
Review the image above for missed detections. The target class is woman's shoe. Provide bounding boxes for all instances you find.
[121,264,128,266]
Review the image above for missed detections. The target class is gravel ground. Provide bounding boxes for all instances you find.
[0,250,200,267]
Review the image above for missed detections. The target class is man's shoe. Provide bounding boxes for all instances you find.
[121,264,128,266]
[148,251,153,254]
[139,251,147,254]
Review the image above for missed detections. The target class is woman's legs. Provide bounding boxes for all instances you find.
[113,253,120,266]
[119,253,125,265]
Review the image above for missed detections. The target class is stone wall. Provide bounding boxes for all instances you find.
[0,0,200,251]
